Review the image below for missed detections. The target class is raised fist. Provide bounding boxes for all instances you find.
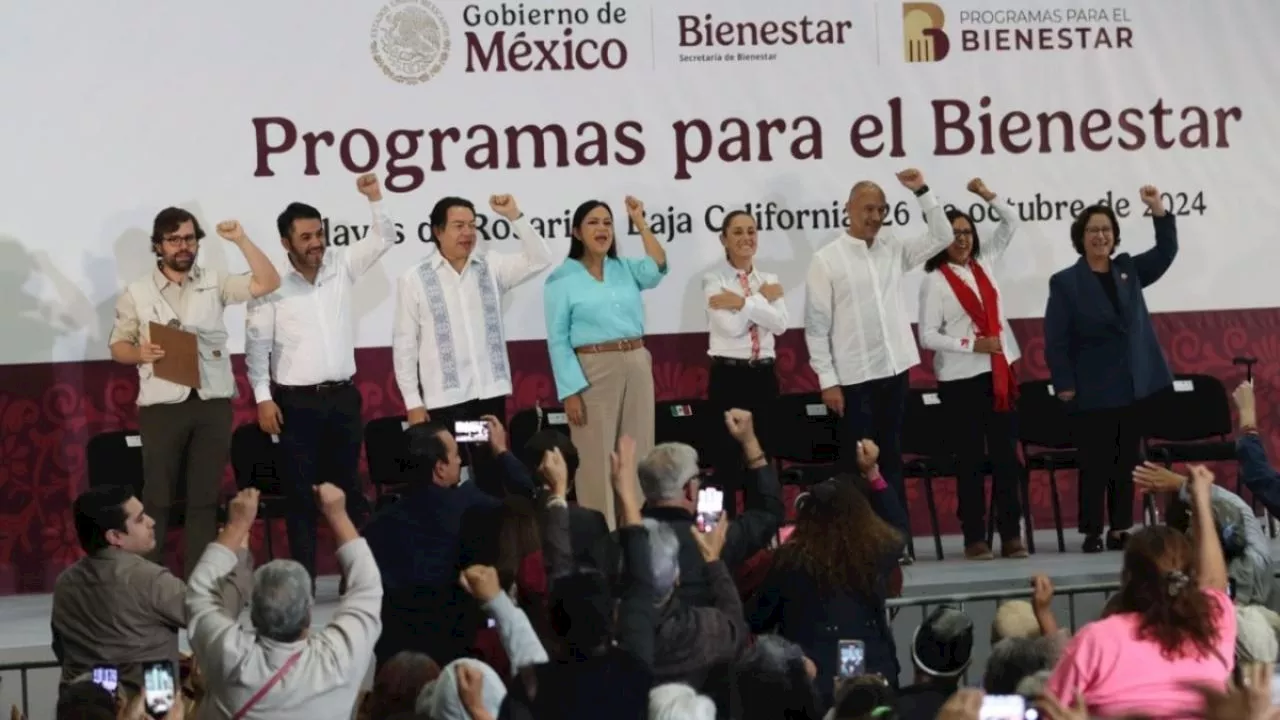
[967,177,994,201]
[356,173,382,200]
[489,194,520,220]
[215,220,245,242]
[895,169,925,191]
[624,195,645,222]
[1139,185,1163,208]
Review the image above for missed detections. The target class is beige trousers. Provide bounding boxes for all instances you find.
[570,348,656,529]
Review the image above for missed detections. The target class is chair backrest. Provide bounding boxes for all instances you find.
[364,415,414,488]
[1017,379,1073,449]
[1144,374,1233,442]
[508,405,569,458]
[229,423,285,495]
[771,392,840,464]
[655,398,708,448]
[85,430,144,495]
[902,388,949,458]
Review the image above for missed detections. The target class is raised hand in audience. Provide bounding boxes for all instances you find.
[456,664,493,720]
[538,447,569,498]
[1234,380,1258,431]
[724,409,754,442]
[692,517,729,563]
[1031,574,1060,636]
[855,439,880,475]
[1132,462,1186,494]
[215,488,259,550]
[315,483,346,517]
[481,414,507,455]
[1185,662,1278,720]
[459,565,502,604]
[936,688,983,720]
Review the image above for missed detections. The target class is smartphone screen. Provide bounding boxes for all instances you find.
[979,694,1027,720]
[143,660,177,719]
[837,639,865,678]
[454,420,490,444]
[92,665,118,694]
[696,488,723,532]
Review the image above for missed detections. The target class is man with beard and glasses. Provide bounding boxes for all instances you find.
[245,173,394,580]
[109,206,280,578]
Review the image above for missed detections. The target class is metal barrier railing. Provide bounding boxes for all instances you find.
[886,581,1123,685]
[0,659,60,718]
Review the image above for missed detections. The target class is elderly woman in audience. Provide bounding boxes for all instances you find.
[358,651,441,720]
[1045,465,1234,718]
[185,484,382,719]
[416,659,506,720]
[748,440,908,706]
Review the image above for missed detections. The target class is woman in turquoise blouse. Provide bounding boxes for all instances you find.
[543,196,668,526]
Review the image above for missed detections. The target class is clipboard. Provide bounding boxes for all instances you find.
[149,321,201,389]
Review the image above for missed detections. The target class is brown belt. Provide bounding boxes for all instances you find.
[575,337,644,355]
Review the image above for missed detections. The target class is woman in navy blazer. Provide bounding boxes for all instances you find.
[1044,186,1177,554]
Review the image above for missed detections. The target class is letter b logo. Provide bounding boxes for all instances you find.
[902,2,950,63]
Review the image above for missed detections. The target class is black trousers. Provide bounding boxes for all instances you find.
[706,358,779,518]
[936,372,1023,546]
[429,395,508,497]
[139,394,233,579]
[836,371,910,535]
[277,382,370,577]
[1073,400,1143,536]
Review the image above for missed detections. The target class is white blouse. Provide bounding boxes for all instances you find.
[703,262,788,360]
[917,197,1023,383]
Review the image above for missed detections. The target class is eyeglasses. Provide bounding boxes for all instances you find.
[953,230,974,239]
[163,234,199,248]
[1084,226,1113,236]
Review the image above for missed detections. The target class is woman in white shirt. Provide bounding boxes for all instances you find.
[917,178,1026,561]
[702,210,788,514]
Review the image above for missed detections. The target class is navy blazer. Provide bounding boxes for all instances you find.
[1043,214,1178,412]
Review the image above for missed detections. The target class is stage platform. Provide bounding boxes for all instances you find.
[0,528,1232,717]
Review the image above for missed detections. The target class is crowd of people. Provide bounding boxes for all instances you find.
[47,378,1280,720]
[46,166,1280,719]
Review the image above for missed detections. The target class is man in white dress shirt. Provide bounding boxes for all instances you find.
[804,169,953,553]
[245,173,393,578]
[392,194,552,495]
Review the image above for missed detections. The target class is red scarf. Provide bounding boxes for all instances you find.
[937,260,1018,411]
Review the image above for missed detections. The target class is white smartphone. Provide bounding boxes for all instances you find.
[454,420,490,443]
[696,487,724,532]
[980,694,1029,720]
[837,639,865,678]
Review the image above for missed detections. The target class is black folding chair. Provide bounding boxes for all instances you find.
[509,403,569,459]
[771,392,841,488]
[364,416,415,508]
[902,388,958,561]
[1142,374,1245,523]
[229,423,289,559]
[656,398,715,471]
[1016,380,1070,553]
[86,429,203,528]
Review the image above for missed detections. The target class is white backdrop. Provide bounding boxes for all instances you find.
[1,0,1278,366]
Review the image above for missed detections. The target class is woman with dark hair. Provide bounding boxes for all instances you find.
[1044,186,1177,553]
[747,440,908,707]
[543,197,668,527]
[917,177,1026,561]
[702,210,787,516]
[1045,465,1233,718]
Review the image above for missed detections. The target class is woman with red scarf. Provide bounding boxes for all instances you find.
[917,177,1027,561]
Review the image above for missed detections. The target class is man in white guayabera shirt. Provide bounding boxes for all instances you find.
[803,169,953,561]
[245,173,394,581]
[392,194,553,496]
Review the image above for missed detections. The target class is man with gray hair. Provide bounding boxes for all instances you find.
[648,516,749,690]
[186,483,382,719]
[633,409,783,608]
